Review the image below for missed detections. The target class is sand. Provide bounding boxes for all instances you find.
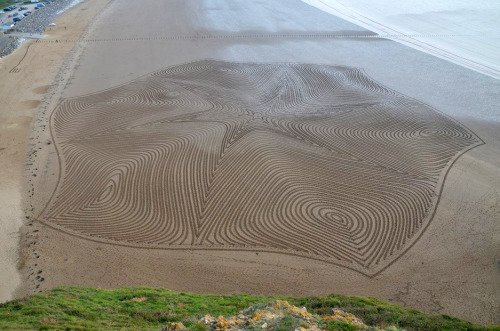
[0,0,112,302]
[39,60,482,277]
[25,115,499,324]
[1,0,498,325]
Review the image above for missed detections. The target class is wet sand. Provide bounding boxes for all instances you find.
[25,115,500,324]
[39,60,483,277]
[2,0,499,325]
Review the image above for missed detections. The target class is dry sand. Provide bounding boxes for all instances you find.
[1,0,498,326]
[0,0,112,302]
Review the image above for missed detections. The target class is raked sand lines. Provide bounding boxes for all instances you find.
[39,60,482,276]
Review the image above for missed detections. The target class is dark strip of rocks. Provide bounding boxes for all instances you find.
[0,35,21,57]
[13,0,80,34]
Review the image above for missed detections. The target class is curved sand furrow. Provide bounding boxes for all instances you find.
[40,60,481,275]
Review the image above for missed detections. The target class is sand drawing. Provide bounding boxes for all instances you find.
[39,60,482,276]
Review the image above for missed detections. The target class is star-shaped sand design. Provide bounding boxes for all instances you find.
[40,60,482,275]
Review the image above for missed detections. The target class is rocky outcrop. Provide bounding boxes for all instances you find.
[0,35,21,58]
[170,300,401,330]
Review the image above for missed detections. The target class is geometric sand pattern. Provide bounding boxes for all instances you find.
[41,60,482,276]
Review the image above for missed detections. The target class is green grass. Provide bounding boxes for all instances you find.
[0,287,497,330]
[273,315,310,330]
[324,320,359,331]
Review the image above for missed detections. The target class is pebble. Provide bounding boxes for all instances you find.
[0,35,21,57]
[0,0,81,57]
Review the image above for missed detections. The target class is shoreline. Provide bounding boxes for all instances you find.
[301,0,500,79]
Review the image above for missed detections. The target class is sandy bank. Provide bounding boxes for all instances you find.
[0,0,111,302]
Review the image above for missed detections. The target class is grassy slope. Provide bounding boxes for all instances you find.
[0,287,498,330]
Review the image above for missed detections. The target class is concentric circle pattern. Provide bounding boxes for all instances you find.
[41,60,482,275]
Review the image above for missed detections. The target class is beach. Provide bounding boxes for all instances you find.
[0,0,498,325]
[0,0,112,302]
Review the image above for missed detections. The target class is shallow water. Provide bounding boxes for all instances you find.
[302,0,500,79]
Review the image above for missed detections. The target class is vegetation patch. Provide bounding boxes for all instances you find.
[0,287,498,330]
